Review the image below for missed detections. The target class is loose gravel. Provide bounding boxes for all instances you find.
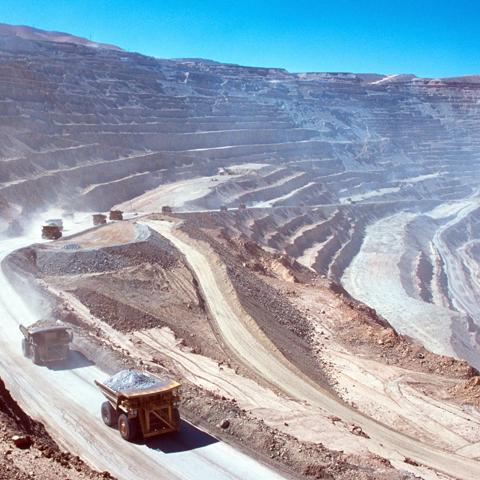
[104,370,171,392]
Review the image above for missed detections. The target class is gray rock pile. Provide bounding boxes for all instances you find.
[35,231,178,276]
[104,369,170,392]
[29,318,65,330]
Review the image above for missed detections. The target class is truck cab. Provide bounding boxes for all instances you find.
[20,322,72,365]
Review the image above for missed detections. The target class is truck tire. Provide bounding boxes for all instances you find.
[118,414,140,441]
[101,402,117,427]
[32,347,41,365]
[21,339,29,358]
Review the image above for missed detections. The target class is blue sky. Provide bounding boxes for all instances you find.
[0,0,478,77]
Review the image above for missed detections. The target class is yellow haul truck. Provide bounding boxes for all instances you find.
[20,321,72,365]
[95,369,181,441]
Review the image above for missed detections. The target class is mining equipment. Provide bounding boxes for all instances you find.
[239,203,247,210]
[93,213,107,226]
[162,205,173,214]
[20,320,72,365]
[220,205,228,211]
[95,370,181,441]
[109,210,123,221]
[46,218,64,231]
[42,225,62,240]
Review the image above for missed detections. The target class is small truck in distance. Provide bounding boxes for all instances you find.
[20,320,72,365]
[95,369,181,441]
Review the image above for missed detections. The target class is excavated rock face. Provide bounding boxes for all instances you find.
[0,376,113,479]
[32,227,179,276]
[0,31,478,218]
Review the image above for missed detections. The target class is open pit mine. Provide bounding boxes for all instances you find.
[0,23,479,480]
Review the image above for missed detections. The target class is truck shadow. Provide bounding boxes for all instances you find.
[145,420,218,453]
[48,350,95,371]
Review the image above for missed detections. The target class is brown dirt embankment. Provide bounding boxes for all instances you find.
[294,276,476,380]
[6,223,228,364]
[174,216,478,409]
[0,376,113,480]
[448,376,480,407]
[181,385,412,480]
[176,219,332,391]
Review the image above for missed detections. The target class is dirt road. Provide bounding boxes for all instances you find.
[146,219,480,480]
[0,218,288,480]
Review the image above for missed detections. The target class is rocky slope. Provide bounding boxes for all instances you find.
[0,375,113,480]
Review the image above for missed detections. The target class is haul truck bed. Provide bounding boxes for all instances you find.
[95,369,181,441]
[20,320,72,365]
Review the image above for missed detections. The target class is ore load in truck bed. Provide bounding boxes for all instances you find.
[103,369,178,395]
[27,319,67,333]
[96,369,181,440]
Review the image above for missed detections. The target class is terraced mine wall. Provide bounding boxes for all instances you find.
[0,34,479,224]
